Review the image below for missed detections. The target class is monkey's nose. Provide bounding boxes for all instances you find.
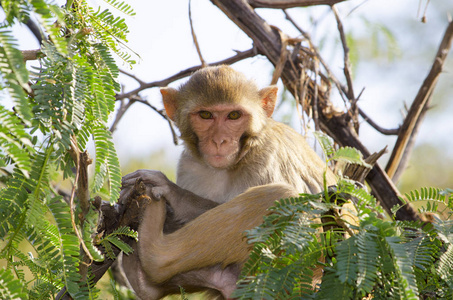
[213,139,226,149]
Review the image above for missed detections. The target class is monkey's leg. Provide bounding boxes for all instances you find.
[138,183,297,284]
[121,242,165,300]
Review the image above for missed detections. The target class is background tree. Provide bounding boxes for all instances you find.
[0,0,452,299]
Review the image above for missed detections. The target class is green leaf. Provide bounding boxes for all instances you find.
[330,146,372,168]
[92,125,121,203]
[102,0,136,16]
[313,131,335,157]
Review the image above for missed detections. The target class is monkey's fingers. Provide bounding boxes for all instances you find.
[122,169,169,187]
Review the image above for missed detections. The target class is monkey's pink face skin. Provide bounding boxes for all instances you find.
[190,104,250,169]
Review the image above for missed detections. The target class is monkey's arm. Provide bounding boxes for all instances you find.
[122,170,219,222]
[138,183,298,284]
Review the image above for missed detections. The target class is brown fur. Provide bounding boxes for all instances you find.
[122,65,336,299]
[140,183,298,282]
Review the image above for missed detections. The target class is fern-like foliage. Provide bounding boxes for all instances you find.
[0,268,28,299]
[0,0,135,298]
[99,226,137,260]
[235,134,453,299]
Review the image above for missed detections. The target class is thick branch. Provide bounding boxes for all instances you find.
[211,0,419,221]
[385,20,453,179]
[391,106,426,182]
[248,0,347,8]
[25,18,43,44]
[21,49,43,61]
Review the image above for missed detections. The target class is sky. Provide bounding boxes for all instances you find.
[11,0,453,175]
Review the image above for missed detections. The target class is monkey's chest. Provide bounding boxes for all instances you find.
[177,168,249,204]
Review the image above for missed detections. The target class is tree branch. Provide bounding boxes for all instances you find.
[21,49,43,61]
[189,0,208,67]
[109,98,135,133]
[359,108,400,135]
[68,137,94,283]
[385,20,453,180]
[248,0,347,8]
[25,18,43,44]
[332,6,359,132]
[119,68,145,85]
[115,47,257,101]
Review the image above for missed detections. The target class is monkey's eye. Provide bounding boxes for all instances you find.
[227,111,241,120]
[199,111,213,119]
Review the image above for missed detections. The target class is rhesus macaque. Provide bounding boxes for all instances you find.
[121,65,336,299]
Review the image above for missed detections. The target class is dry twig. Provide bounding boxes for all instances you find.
[385,20,453,180]
[332,6,359,132]
[189,0,208,67]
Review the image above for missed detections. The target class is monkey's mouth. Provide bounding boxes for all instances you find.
[204,153,237,168]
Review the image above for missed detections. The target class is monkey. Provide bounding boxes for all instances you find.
[120,65,337,299]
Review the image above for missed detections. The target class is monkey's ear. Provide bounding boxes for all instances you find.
[259,86,278,118]
[161,87,178,121]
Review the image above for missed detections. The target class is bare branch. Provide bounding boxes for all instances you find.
[332,6,354,101]
[25,18,43,44]
[135,96,179,145]
[119,69,145,85]
[189,0,208,67]
[359,108,400,135]
[270,29,289,85]
[109,98,135,133]
[115,47,257,101]
[248,0,347,8]
[313,58,320,130]
[385,20,453,179]
[391,106,427,182]
[332,6,359,132]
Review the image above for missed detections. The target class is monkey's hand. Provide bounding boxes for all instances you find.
[122,170,175,201]
[122,170,218,222]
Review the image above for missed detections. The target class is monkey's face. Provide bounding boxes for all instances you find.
[189,104,250,169]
